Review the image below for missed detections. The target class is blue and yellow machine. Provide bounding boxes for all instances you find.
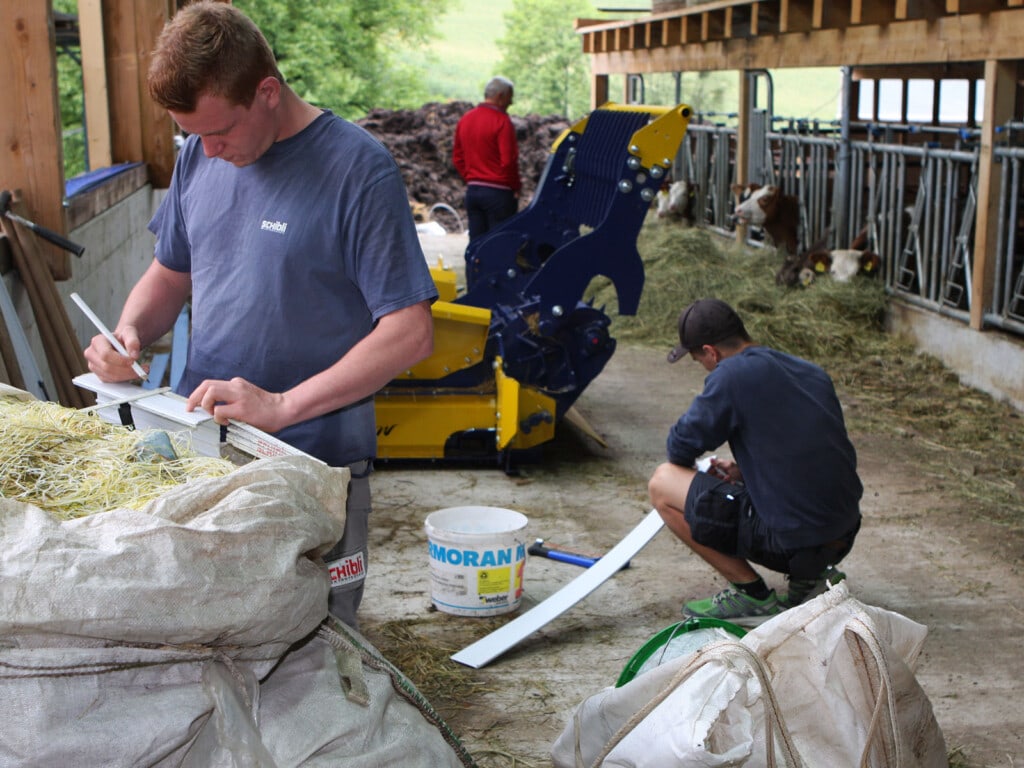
[375,103,691,466]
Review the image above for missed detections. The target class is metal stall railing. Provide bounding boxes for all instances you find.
[855,143,978,320]
[991,146,1024,336]
[673,115,996,334]
[675,120,737,234]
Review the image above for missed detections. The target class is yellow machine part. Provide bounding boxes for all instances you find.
[376,103,691,461]
[429,262,458,302]
[391,299,490,382]
[495,363,556,452]
[553,102,691,173]
[375,357,556,460]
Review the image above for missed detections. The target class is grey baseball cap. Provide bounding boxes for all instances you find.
[667,298,747,363]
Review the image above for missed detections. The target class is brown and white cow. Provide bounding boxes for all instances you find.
[803,248,882,284]
[730,183,801,256]
[656,179,697,225]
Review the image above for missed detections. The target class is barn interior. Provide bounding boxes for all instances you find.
[2,3,1024,766]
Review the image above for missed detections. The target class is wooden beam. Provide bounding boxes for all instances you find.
[682,14,702,43]
[815,0,851,27]
[946,0,1006,12]
[103,0,175,188]
[662,18,682,46]
[735,69,751,247]
[136,1,176,188]
[0,1,70,280]
[65,163,148,230]
[702,8,728,40]
[852,0,898,24]
[851,62,985,79]
[971,59,1015,329]
[780,0,815,32]
[729,4,756,36]
[753,0,781,33]
[586,10,1024,74]
[592,73,610,111]
[103,0,143,163]
[898,0,949,18]
[1,200,90,407]
[79,0,112,170]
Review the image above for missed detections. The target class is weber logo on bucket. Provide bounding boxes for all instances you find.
[328,552,365,588]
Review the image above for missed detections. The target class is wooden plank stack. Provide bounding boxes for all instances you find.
[0,199,92,409]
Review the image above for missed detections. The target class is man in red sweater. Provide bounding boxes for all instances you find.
[452,76,521,241]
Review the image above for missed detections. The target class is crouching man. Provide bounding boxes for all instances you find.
[648,298,862,626]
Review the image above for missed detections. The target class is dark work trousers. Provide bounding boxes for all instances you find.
[464,184,517,241]
[324,460,372,629]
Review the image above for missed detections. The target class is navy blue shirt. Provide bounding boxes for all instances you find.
[150,110,438,465]
[667,346,862,549]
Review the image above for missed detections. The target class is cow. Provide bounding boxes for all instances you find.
[730,183,801,256]
[656,179,697,225]
[803,248,882,284]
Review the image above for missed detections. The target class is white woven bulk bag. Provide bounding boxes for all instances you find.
[552,583,947,768]
[0,455,347,765]
[1,456,347,658]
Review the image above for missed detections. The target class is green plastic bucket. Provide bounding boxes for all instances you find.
[616,617,747,687]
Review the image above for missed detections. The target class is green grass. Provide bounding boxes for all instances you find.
[407,1,841,118]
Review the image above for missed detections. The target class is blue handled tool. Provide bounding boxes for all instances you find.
[528,538,630,570]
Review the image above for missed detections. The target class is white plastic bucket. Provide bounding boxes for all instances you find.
[424,506,529,617]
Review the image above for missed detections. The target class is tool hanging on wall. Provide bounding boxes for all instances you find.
[0,191,85,258]
[0,190,90,408]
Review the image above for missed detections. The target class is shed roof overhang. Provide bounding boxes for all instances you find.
[577,1,1024,75]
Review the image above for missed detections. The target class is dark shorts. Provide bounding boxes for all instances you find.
[684,472,859,578]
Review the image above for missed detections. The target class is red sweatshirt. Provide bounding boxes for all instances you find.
[452,103,521,192]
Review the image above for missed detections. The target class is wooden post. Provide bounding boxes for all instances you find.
[78,0,113,170]
[971,59,1015,329]
[0,0,70,280]
[592,73,610,111]
[734,69,751,246]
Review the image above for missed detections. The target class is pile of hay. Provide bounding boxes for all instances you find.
[0,397,235,519]
[587,224,890,363]
[589,220,1023,530]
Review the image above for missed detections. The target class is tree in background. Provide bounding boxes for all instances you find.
[642,71,732,115]
[53,0,85,180]
[237,0,450,118]
[496,0,592,120]
[55,0,451,181]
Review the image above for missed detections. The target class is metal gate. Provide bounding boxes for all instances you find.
[670,114,1021,337]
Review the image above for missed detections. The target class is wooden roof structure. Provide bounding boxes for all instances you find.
[579,0,1024,80]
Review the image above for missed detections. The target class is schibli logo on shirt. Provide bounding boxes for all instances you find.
[260,219,288,234]
[328,552,365,587]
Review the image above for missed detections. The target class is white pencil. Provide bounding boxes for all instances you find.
[69,292,148,380]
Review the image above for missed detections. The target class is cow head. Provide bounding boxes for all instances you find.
[730,183,778,227]
[657,180,697,222]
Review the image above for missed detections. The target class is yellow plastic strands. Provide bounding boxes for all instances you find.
[0,397,235,519]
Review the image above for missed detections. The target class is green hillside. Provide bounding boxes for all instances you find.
[406,0,840,120]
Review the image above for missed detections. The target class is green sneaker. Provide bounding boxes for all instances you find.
[784,566,846,608]
[682,587,784,627]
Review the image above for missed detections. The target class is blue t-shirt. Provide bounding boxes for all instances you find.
[667,346,862,549]
[150,110,437,465]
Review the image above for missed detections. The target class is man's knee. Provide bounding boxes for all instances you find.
[648,462,692,509]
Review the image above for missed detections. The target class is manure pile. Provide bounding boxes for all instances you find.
[357,101,572,219]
